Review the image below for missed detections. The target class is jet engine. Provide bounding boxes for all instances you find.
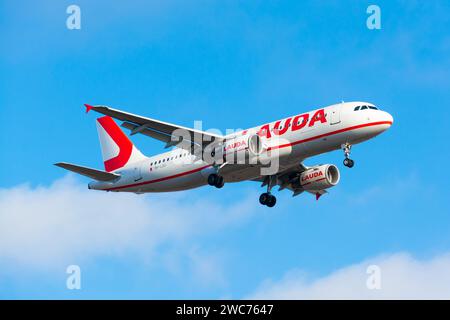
[219,133,292,164]
[297,164,340,191]
[204,131,295,165]
[219,133,264,163]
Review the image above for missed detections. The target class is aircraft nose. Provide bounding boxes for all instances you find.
[384,111,394,126]
[366,110,394,136]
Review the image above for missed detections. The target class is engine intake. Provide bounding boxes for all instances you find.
[248,134,263,156]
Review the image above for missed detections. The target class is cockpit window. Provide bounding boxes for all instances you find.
[354,105,380,111]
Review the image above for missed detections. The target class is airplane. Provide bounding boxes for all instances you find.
[55,101,393,207]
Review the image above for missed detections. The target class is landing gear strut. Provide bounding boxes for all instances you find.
[207,173,224,188]
[259,175,277,207]
[342,143,355,168]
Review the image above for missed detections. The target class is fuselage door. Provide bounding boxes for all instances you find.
[329,105,341,125]
[133,166,143,182]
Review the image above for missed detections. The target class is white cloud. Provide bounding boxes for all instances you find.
[248,252,450,299]
[0,175,256,273]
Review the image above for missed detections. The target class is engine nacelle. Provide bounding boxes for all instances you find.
[206,133,294,165]
[248,134,263,156]
[220,133,265,163]
[299,164,340,191]
[222,133,292,164]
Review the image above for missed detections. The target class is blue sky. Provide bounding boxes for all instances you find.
[1,1,450,299]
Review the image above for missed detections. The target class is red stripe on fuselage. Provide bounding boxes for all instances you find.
[104,165,212,191]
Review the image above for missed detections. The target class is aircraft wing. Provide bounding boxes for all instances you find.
[85,104,224,154]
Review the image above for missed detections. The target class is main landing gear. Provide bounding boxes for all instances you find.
[259,175,277,207]
[207,173,224,189]
[259,192,276,208]
[342,143,355,168]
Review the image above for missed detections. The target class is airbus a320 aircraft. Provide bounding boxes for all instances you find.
[55,102,393,207]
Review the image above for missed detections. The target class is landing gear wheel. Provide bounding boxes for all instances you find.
[215,176,224,188]
[259,193,277,207]
[208,174,225,188]
[343,158,354,168]
[266,195,277,207]
[259,193,270,205]
[207,174,218,186]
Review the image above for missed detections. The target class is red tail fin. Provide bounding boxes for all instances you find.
[96,116,145,172]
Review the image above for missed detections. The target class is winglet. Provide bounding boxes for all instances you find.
[84,104,94,113]
[315,193,322,201]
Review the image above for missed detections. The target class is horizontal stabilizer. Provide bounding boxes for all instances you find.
[54,162,120,182]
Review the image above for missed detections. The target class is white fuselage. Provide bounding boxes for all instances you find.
[88,101,393,193]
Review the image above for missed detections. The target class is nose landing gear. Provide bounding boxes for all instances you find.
[207,173,224,188]
[342,143,355,168]
[343,158,354,168]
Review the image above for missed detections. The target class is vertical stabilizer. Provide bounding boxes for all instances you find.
[96,116,146,172]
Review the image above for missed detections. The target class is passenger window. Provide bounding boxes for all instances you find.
[361,106,368,110]
[354,106,360,111]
